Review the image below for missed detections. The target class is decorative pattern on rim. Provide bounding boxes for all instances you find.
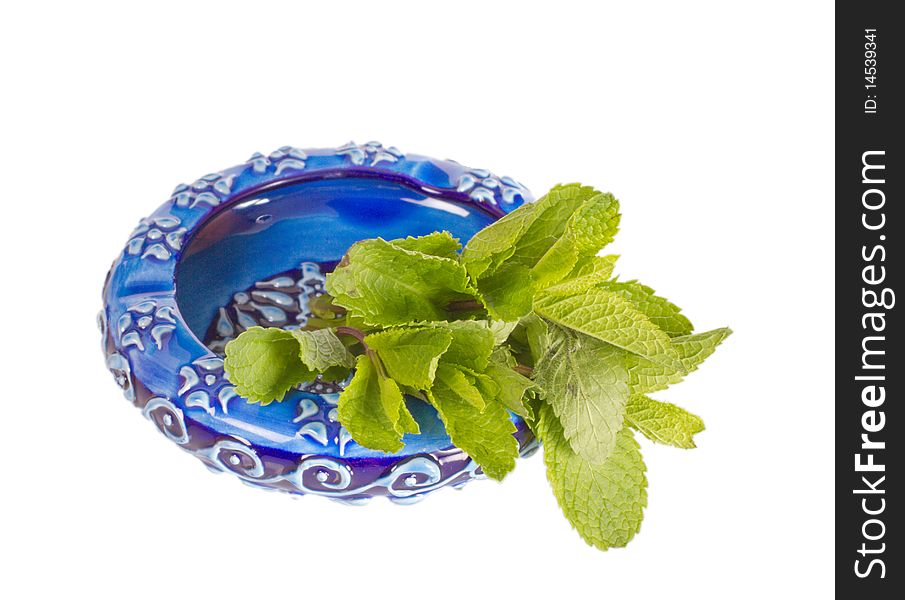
[100,143,535,503]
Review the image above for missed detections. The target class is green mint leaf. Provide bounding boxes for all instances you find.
[326,238,476,326]
[485,350,537,418]
[437,320,496,372]
[224,327,314,405]
[395,396,422,436]
[489,320,519,345]
[490,346,517,367]
[543,254,618,296]
[627,327,732,394]
[428,381,518,480]
[531,192,620,287]
[390,231,461,259]
[534,287,683,371]
[461,184,603,319]
[364,327,453,389]
[435,363,489,411]
[625,395,704,449]
[475,263,534,320]
[468,368,501,404]
[598,280,693,337]
[534,325,629,463]
[292,328,355,372]
[378,375,420,437]
[459,202,538,279]
[521,313,550,365]
[321,364,353,382]
[503,183,603,269]
[537,403,647,550]
[337,355,406,453]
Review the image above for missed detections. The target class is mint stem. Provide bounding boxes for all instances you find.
[446,299,485,313]
[336,326,391,378]
[335,326,367,343]
[514,364,533,377]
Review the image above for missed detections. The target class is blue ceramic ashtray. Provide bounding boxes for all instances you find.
[100,142,537,503]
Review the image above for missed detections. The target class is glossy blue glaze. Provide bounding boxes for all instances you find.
[100,143,536,502]
[176,176,496,339]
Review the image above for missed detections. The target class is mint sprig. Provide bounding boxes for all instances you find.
[224,183,731,550]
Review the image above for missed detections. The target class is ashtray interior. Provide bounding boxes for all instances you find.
[175,175,497,345]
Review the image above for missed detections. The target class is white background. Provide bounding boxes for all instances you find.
[1,2,834,598]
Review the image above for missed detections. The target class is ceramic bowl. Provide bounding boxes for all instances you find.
[100,142,538,504]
